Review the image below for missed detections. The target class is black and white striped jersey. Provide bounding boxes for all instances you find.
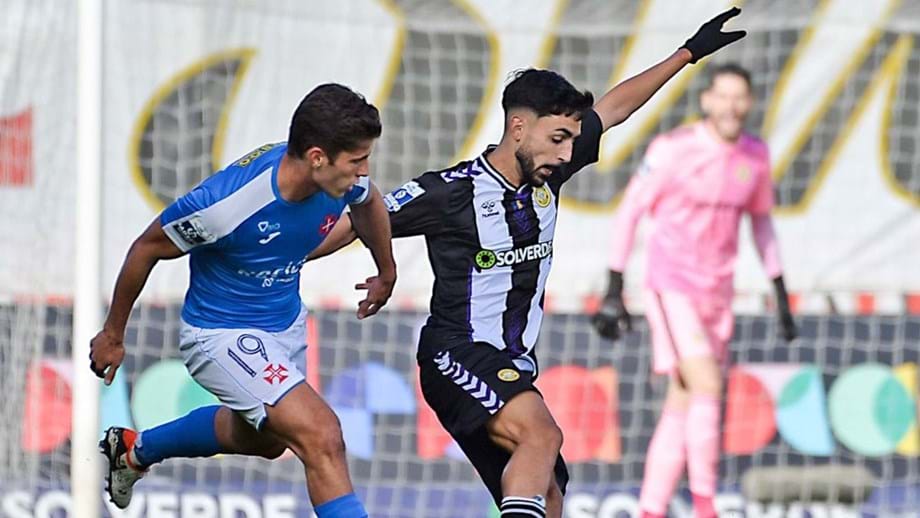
[384,109,603,375]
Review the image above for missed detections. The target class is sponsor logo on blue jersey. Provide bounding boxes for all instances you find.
[236,256,308,288]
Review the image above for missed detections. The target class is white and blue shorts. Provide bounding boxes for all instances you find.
[178,306,308,429]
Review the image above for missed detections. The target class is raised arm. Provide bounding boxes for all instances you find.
[593,7,746,131]
[348,185,397,319]
[90,220,184,384]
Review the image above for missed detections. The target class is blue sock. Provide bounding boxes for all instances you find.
[132,405,223,467]
[314,493,368,518]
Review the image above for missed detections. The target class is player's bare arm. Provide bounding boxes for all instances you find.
[593,7,746,131]
[349,186,396,319]
[90,220,184,385]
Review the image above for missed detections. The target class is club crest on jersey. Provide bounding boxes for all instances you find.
[533,185,552,208]
[383,180,426,212]
[497,369,520,382]
[735,164,752,182]
[263,364,288,385]
[319,215,338,236]
[475,240,553,270]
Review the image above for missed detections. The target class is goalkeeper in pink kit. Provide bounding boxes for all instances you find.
[592,64,797,518]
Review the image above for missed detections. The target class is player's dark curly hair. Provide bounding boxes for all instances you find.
[287,83,382,160]
[705,62,752,90]
[501,69,594,119]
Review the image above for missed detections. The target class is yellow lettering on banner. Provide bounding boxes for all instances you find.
[535,0,570,67]
[129,48,256,211]
[879,36,920,209]
[556,0,740,215]
[450,0,500,163]
[450,0,566,163]
[762,0,901,209]
[594,0,740,174]
[373,0,407,109]
[790,35,913,214]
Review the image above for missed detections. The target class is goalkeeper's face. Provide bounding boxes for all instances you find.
[313,139,375,197]
[701,73,752,142]
[514,113,581,187]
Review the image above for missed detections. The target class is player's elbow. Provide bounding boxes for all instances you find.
[128,220,185,261]
[596,99,634,130]
[130,232,182,263]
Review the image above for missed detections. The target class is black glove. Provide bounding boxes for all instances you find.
[592,271,633,341]
[681,7,747,64]
[773,276,798,342]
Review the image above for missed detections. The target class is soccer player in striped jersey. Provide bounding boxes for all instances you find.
[592,64,798,518]
[311,10,747,517]
[89,84,394,517]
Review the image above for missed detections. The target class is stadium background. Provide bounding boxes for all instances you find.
[1,0,919,516]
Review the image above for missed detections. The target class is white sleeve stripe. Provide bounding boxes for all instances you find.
[197,168,276,237]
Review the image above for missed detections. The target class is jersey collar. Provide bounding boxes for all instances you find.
[480,145,530,193]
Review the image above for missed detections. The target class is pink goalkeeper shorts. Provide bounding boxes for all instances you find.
[644,290,734,374]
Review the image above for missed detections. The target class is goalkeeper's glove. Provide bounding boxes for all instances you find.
[773,276,798,342]
[681,7,747,64]
[592,270,633,341]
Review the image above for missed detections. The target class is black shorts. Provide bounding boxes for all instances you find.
[418,342,569,504]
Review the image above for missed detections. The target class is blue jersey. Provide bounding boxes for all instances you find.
[160,142,370,331]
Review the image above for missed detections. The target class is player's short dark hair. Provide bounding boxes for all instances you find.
[706,63,752,91]
[502,69,594,119]
[287,83,381,160]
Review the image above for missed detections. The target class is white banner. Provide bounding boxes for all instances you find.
[2,0,918,310]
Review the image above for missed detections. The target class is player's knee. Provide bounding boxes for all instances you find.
[679,359,723,397]
[526,420,563,454]
[687,375,722,397]
[296,418,346,462]
[312,426,347,461]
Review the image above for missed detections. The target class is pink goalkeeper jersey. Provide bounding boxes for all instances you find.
[608,122,783,300]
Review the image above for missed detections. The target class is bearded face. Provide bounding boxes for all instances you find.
[515,141,563,187]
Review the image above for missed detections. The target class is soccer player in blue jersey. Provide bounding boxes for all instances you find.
[89,84,394,517]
